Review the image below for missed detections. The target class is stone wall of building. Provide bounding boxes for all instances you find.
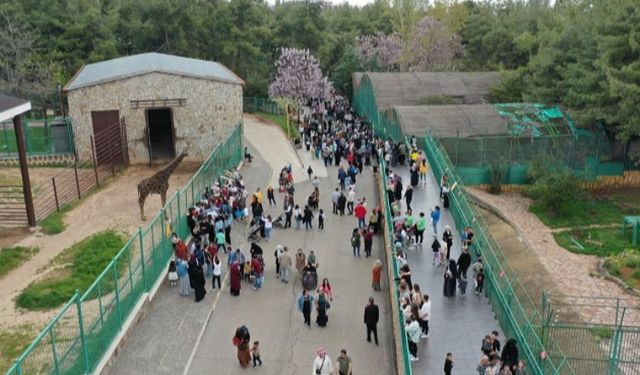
[67,72,242,164]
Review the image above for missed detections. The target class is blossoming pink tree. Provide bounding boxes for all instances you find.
[356,32,403,71]
[268,47,332,114]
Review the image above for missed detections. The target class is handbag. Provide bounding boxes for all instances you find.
[315,357,326,374]
[325,300,331,310]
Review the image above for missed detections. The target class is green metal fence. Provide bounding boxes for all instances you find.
[0,118,75,157]
[6,124,243,375]
[423,134,574,375]
[378,157,413,375]
[243,96,284,115]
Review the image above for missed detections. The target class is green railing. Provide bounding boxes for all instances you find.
[423,134,574,375]
[0,117,75,157]
[378,157,413,375]
[243,96,284,115]
[6,123,243,375]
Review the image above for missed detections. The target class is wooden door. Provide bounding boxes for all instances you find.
[91,110,124,165]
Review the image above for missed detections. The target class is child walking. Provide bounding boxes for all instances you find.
[251,341,262,367]
[244,261,252,282]
[318,209,325,230]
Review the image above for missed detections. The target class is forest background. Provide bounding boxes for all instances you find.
[0,0,638,140]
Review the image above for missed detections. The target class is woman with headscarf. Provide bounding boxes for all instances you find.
[190,260,207,302]
[230,261,242,296]
[295,248,306,275]
[315,289,329,327]
[312,347,333,375]
[372,259,382,291]
[500,339,519,371]
[443,259,457,297]
[232,325,251,368]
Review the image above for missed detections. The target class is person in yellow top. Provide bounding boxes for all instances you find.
[410,148,420,164]
[255,187,263,204]
[418,159,429,185]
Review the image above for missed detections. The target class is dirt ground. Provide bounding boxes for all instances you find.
[0,161,200,328]
[0,167,65,188]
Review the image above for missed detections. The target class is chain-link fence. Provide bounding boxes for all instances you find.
[6,123,243,375]
[0,118,74,157]
[423,134,575,375]
[377,157,413,375]
[243,96,284,115]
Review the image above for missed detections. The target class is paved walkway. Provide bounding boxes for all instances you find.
[393,166,502,373]
[106,119,394,375]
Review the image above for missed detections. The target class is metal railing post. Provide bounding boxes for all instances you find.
[139,227,147,290]
[52,177,60,211]
[74,162,81,199]
[75,291,91,373]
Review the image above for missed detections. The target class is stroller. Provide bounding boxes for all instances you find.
[247,220,261,242]
[272,214,284,228]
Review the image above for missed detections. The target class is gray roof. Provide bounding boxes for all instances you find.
[0,94,31,123]
[363,72,500,111]
[64,53,244,91]
[386,105,510,138]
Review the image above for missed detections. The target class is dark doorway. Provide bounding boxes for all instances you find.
[91,110,124,165]
[146,108,175,162]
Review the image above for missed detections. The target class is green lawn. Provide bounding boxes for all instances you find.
[252,112,299,139]
[16,230,126,310]
[554,226,640,257]
[0,246,39,278]
[530,191,640,228]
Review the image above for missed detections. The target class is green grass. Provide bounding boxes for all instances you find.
[39,211,66,235]
[553,226,640,257]
[0,246,39,278]
[0,325,37,374]
[530,192,640,228]
[16,230,126,310]
[253,112,299,139]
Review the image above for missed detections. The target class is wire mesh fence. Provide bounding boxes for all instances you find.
[0,118,74,157]
[423,134,575,375]
[243,96,284,115]
[377,157,413,375]
[6,123,243,375]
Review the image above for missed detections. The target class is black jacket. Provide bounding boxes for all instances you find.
[364,304,379,326]
[457,252,472,271]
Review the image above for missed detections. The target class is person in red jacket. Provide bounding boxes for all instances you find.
[251,256,264,290]
[354,201,367,229]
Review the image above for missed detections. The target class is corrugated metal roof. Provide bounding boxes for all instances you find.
[64,53,244,91]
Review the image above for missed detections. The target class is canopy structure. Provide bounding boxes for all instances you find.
[384,104,510,139]
[0,94,31,123]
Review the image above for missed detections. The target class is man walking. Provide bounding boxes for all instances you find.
[354,201,367,229]
[331,188,340,214]
[363,297,379,345]
[279,246,292,283]
[347,187,356,215]
[335,348,353,375]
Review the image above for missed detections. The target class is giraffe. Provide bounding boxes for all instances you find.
[137,151,187,220]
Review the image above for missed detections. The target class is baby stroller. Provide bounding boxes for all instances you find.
[273,214,284,228]
[247,220,261,242]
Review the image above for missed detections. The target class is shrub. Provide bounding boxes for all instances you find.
[488,164,508,195]
[524,157,584,217]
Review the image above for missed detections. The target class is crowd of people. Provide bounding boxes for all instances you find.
[164,92,520,374]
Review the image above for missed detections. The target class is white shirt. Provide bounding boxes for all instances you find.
[212,260,222,276]
[347,190,356,203]
[312,355,333,375]
[420,300,431,321]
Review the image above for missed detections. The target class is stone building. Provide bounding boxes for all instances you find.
[64,53,244,164]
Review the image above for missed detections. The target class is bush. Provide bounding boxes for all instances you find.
[16,230,125,310]
[524,157,584,217]
[488,164,508,195]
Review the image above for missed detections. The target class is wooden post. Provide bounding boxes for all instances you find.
[13,115,36,227]
[52,177,60,211]
[90,135,99,186]
[74,162,81,199]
